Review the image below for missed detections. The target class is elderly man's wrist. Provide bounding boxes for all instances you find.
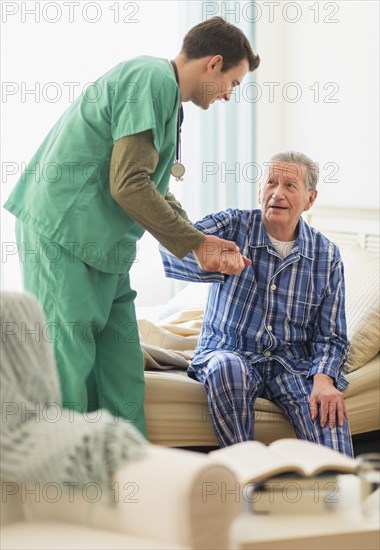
[313,373,334,385]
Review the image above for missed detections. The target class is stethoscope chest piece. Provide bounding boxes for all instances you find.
[170,161,185,181]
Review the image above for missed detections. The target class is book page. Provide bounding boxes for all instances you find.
[270,439,357,476]
[209,439,357,483]
[209,440,305,483]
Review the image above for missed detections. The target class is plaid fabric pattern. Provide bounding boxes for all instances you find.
[197,352,353,456]
[160,208,349,390]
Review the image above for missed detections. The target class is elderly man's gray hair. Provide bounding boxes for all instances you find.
[266,151,319,191]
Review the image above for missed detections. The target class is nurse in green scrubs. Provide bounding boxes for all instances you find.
[4,17,259,435]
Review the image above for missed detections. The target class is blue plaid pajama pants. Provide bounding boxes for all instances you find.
[195,351,354,457]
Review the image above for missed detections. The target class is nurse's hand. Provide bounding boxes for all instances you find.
[193,235,252,275]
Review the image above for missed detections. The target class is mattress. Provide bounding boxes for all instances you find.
[144,355,380,447]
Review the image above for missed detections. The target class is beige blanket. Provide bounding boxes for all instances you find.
[138,308,204,370]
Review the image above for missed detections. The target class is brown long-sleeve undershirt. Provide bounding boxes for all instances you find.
[109,130,204,258]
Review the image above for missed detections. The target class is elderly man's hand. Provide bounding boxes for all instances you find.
[193,235,252,275]
[310,373,348,430]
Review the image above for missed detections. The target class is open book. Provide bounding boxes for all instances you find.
[209,438,358,484]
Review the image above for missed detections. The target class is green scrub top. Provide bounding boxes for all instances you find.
[4,56,179,273]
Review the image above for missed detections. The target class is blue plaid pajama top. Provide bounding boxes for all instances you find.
[160,209,349,390]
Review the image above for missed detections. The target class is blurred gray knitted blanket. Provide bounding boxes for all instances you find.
[0,292,147,491]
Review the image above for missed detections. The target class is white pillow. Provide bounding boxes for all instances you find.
[158,283,210,321]
[341,244,380,372]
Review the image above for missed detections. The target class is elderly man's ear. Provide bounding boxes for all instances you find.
[304,189,318,211]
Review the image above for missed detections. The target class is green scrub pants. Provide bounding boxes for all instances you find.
[15,221,146,437]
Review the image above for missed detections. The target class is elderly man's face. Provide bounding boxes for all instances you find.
[259,161,317,239]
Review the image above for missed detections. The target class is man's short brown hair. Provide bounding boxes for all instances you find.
[181,16,260,72]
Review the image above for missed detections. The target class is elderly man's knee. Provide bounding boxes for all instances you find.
[205,351,248,382]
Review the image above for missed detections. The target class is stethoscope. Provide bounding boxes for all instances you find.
[170,60,186,181]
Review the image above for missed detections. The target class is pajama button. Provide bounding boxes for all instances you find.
[270,284,277,291]
[264,351,271,357]
[267,325,273,331]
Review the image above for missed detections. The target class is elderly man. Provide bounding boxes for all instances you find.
[160,151,353,457]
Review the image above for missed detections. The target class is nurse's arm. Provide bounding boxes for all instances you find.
[110,131,246,274]
[164,189,191,223]
[163,190,249,274]
[110,130,203,259]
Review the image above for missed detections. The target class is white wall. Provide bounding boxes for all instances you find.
[256,0,379,208]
